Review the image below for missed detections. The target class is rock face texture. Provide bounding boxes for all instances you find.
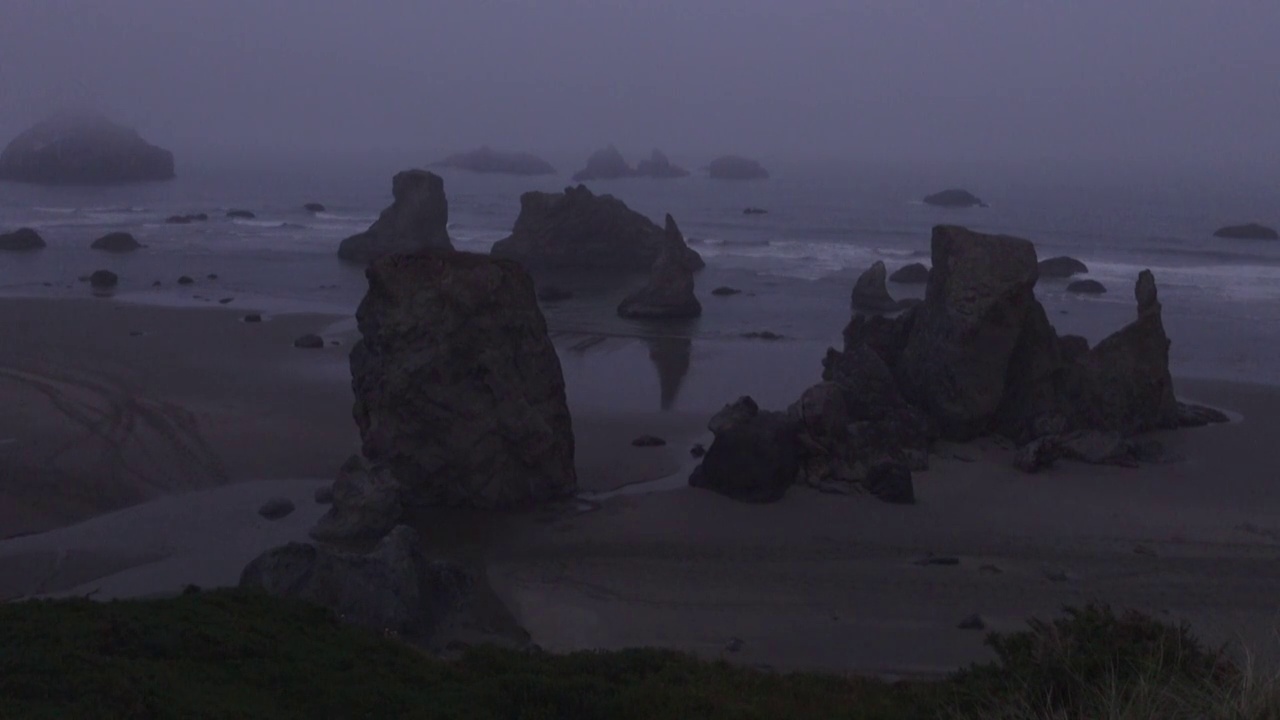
[922,189,987,208]
[240,525,529,652]
[350,250,577,509]
[338,170,453,264]
[490,184,704,273]
[0,112,175,185]
[90,232,142,253]
[616,215,703,319]
[706,155,769,180]
[0,228,45,251]
[1213,223,1277,240]
[432,146,556,176]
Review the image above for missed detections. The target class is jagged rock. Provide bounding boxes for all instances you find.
[258,497,296,520]
[634,149,689,178]
[1213,223,1278,240]
[897,225,1041,439]
[0,112,175,185]
[338,170,453,264]
[241,525,529,652]
[91,232,142,253]
[89,270,118,288]
[304,202,326,213]
[617,215,703,319]
[706,156,769,180]
[310,455,403,543]
[1067,279,1107,295]
[851,260,911,313]
[922,189,987,208]
[432,146,555,176]
[0,228,45,251]
[1039,256,1089,278]
[490,184,704,273]
[690,397,799,503]
[841,309,917,370]
[889,263,931,284]
[571,145,633,181]
[227,209,256,219]
[350,251,576,509]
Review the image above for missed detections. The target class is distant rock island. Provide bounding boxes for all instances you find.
[1212,223,1277,240]
[922,189,987,208]
[0,111,175,185]
[431,146,555,176]
[706,156,769,180]
[571,146,689,181]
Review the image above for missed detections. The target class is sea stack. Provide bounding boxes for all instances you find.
[337,170,453,264]
[617,215,703,319]
[0,112,175,185]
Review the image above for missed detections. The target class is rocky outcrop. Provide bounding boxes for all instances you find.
[634,150,689,178]
[490,184,704,273]
[350,251,576,510]
[0,112,175,185]
[240,525,529,652]
[1039,256,1088,278]
[90,232,142,253]
[922,189,987,208]
[0,228,45,251]
[889,263,931,284]
[227,209,256,219]
[688,397,799,503]
[304,202,326,213]
[706,156,769,180]
[338,170,453,264]
[89,270,118,289]
[571,145,633,181]
[616,215,703,319]
[851,261,915,313]
[1213,223,1278,240]
[1067,279,1106,295]
[310,455,403,544]
[432,146,556,176]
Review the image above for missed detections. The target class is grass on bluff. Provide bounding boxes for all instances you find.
[0,589,1276,720]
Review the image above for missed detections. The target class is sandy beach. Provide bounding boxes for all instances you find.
[2,295,1278,679]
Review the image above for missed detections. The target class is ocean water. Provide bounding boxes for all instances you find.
[2,156,1279,392]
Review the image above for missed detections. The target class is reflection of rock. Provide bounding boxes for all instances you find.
[644,335,692,411]
[338,170,453,264]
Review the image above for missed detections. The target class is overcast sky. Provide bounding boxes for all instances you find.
[1,0,1276,171]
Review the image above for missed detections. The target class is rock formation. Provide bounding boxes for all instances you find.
[571,145,633,181]
[89,270,118,289]
[490,184,704,273]
[0,228,45,251]
[0,112,175,185]
[304,202,326,213]
[922,189,987,208]
[850,261,915,313]
[1067,279,1106,295]
[889,262,931,284]
[90,232,142,253]
[634,149,689,178]
[227,209,256,219]
[350,250,576,509]
[338,170,453,264]
[1213,223,1278,240]
[689,397,800,503]
[616,215,703,319]
[310,455,404,543]
[706,155,769,180]
[432,146,556,176]
[1038,256,1089,278]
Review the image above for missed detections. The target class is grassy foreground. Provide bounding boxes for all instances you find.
[0,590,1275,719]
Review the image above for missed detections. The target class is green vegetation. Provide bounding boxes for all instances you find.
[0,591,1275,719]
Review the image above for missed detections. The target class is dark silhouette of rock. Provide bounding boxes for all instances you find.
[711,286,741,296]
[617,215,703,319]
[741,331,784,340]
[889,263,931,284]
[432,146,556,176]
[571,145,633,181]
[851,261,910,313]
[631,435,667,447]
[241,525,529,652]
[864,461,915,504]
[0,228,45,251]
[1039,256,1089,278]
[89,270,118,289]
[350,251,576,509]
[1213,223,1278,240]
[166,213,208,224]
[304,202,326,213]
[634,149,689,179]
[90,232,142,253]
[1067,279,1107,295]
[243,313,263,323]
[644,336,692,411]
[258,497,296,520]
[742,207,768,215]
[293,333,324,349]
[536,285,573,302]
[706,156,769,180]
[689,397,799,503]
[338,170,453,264]
[0,111,175,185]
[227,209,256,219]
[177,275,195,285]
[490,184,704,273]
[922,189,987,208]
[310,455,403,543]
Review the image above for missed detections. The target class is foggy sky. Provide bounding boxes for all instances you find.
[1,0,1277,172]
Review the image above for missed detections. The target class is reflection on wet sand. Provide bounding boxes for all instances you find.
[644,336,692,411]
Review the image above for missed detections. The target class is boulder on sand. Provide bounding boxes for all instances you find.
[0,111,175,185]
[338,170,453,264]
[1038,256,1089,278]
[350,250,576,510]
[889,262,931,284]
[90,232,142,253]
[0,228,45,251]
[689,397,800,503]
[490,184,704,273]
[922,189,987,208]
[616,215,703,319]
[571,145,633,182]
[1212,223,1278,240]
